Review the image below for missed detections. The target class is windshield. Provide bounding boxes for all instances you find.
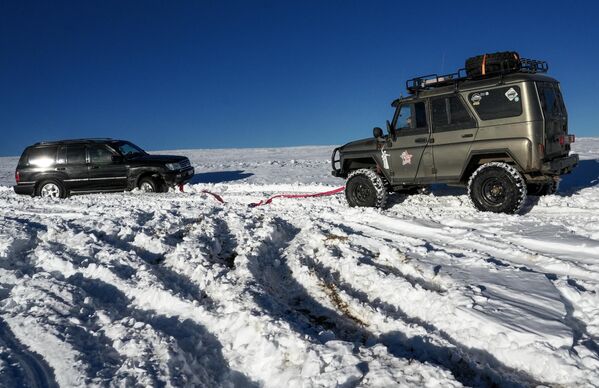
[113,141,147,157]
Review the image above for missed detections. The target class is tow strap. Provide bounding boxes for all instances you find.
[248,186,345,208]
[179,183,345,206]
[178,184,225,203]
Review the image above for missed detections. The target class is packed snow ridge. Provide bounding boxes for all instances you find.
[1,139,598,387]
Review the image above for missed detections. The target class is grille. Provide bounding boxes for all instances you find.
[179,158,191,169]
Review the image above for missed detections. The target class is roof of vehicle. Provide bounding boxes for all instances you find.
[31,138,123,146]
[392,72,559,107]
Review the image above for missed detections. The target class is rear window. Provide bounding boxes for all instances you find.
[538,82,565,118]
[27,146,58,167]
[468,86,522,120]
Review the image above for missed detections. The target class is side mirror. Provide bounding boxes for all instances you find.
[373,127,384,139]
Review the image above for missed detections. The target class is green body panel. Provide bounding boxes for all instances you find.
[333,72,578,188]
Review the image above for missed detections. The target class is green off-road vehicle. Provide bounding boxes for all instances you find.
[332,52,578,213]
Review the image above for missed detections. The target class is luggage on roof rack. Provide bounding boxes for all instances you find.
[465,51,521,78]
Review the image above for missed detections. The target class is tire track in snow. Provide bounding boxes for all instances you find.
[277,215,545,388]
[0,318,58,388]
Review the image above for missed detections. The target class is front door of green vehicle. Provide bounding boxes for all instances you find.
[429,94,478,181]
[385,101,434,184]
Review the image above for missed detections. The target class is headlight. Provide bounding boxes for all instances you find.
[165,162,181,171]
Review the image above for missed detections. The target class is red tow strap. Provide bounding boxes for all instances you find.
[249,186,345,208]
[179,183,345,207]
[179,183,225,203]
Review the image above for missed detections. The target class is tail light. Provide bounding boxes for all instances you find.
[15,171,20,184]
[558,135,575,145]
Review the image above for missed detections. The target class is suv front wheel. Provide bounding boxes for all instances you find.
[345,169,388,208]
[468,162,527,214]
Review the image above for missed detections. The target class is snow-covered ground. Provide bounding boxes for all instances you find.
[0,139,598,387]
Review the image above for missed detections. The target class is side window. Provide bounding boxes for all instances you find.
[88,145,114,164]
[56,145,67,164]
[67,145,86,165]
[468,86,522,120]
[395,105,412,129]
[432,98,449,127]
[28,146,58,167]
[432,96,476,132]
[395,102,428,134]
[414,101,427,128]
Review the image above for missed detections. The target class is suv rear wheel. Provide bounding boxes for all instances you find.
[468,162,526,214]
[37,179,67,199]
[345,169,387,208]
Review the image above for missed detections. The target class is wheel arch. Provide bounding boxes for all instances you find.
[460,149,524,184]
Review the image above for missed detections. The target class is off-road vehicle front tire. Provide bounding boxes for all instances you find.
[468,162,527,214]
[345,169,387,208]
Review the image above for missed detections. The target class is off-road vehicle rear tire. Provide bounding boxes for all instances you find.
[468,162,527,214]
[345,169,387,208]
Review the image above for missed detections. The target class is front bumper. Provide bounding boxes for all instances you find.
[13,183,35,196]
[541,154,579,175]
[163,167,195,185]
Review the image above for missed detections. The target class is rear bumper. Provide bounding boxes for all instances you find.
[541,154,579,175]
[331,147,344,177]
[13,183,35,196]
[163,167,195,185]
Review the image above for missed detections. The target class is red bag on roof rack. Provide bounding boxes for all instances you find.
[465,51,521,79]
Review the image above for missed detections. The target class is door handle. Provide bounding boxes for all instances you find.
[415,137,427,143]
[462,133,474,138]
[90,166,99,169]
[55,167,65,171]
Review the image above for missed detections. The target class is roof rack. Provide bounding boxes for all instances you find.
[519,58,549,73]
[406,57,549,94]
[406,69,467,94]
[34,138,114,146]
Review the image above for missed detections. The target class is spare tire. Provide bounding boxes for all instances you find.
[466,51,521,78]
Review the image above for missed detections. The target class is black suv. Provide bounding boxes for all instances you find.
[14,138,194,198]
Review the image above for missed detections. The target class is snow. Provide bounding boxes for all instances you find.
[0,139,598,387]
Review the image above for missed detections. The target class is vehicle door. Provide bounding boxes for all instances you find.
[386,101,433,184]
[537,82,568,158]
[430,94,478,180]
[86,144,128,191]
[61,144,89,191]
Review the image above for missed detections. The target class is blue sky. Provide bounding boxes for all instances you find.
[1,0,598,156]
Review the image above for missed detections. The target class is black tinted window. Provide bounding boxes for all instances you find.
[67,145,86,164]
[469,86,522,120]
[56,146,67,164]
[538,83,563,118]
[432,96,476,132]
[432,98,448,127]
[28,146,57,167]
[88,145,114,164]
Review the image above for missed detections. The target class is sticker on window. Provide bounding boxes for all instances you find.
[505,87,519,102]
[470,91,489,106]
